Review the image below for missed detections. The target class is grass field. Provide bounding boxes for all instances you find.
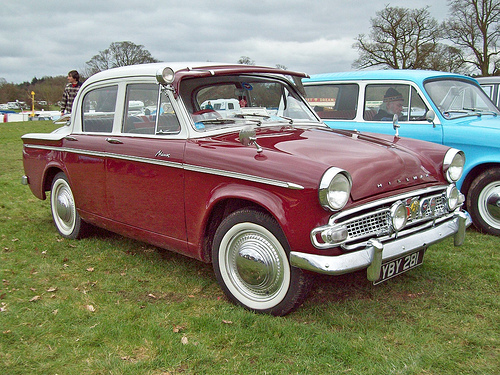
[1,121,499,374]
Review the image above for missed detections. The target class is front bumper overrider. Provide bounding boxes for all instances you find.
[290,210,471,281]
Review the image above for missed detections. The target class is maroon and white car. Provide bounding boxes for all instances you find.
[22,63,470,315]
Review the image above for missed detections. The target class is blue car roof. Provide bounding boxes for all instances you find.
[305,70,478,86]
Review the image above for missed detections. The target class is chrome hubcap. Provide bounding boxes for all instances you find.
[233,233,283,297]
[486,190,500,221]
[52,179,76,235]
[56,188,73,224]
[479,182,500,227]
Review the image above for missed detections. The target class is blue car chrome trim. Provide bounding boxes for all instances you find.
[23,144,304,190]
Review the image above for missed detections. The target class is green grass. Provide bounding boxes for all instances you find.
[1,121,499,374]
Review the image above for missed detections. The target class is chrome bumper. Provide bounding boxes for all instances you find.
[290,210,471,281]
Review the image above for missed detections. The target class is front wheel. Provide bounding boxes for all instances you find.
[212,209,310,316]
[467,169,500,236]
[50,172,86,239]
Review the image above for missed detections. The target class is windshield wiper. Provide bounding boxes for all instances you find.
[463,108,498,117]
[443,109,480,118]
[198,118,236,124]
[234,113,271,120]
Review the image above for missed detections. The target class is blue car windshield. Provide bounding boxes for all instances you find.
[424,79,499,119]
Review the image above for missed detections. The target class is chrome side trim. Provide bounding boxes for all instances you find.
[184,164,304,190]
[291,210,470,276]
[23,144,304,190]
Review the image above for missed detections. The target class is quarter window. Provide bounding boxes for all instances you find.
[157,90,181,135]
[82,85,118,132]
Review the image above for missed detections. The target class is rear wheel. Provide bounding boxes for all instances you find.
[212,208,310,316]
[50,172,86,239]
[467,168,500,236]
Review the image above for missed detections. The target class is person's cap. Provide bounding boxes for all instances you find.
[384,88,403,102]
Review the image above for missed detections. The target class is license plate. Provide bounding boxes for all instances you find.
[374,249,425,285]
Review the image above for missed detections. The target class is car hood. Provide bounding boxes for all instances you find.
[189,126,447,202]
[450,115,500,130]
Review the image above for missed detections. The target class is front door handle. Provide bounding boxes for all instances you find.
[105,138,123,144]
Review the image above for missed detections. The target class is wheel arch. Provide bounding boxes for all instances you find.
[199,188,290,263]
[461,162,500,200]
[32,165,66,200]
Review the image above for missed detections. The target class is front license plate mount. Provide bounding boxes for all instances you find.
[374,249,425,285]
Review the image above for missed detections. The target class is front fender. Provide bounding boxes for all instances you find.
[185,177,323,261]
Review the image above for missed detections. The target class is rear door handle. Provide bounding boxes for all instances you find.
[105,138,123,144]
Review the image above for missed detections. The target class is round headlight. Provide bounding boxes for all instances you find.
[319,168,352,211]
[446,185,461,211]
[390,201,408,232]
[156,67,175,85]
[443,149,465,182]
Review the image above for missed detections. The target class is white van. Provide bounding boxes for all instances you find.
[201,99,241,116]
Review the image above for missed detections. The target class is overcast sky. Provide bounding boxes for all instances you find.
[2,0,450,83]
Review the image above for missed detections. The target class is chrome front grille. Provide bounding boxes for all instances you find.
[311,185,456,250]
[346,210,391,238]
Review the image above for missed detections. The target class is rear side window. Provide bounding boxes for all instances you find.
[304,84,359,120]
[82,85,118,133]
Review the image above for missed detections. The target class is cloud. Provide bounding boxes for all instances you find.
[1,0,449,83]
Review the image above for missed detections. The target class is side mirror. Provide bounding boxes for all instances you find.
[426,109,436,127]
[392,114,400,137]
[239,126,263,153]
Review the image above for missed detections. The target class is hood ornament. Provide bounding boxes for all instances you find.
[239,126,263,153]
[392,114,400,138]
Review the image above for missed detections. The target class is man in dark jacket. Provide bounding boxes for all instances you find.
[60,70,82,115]
[373,87,404,121]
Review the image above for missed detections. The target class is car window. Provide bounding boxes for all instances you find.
[121,84,181,136]
[304,84,358,120]
[82,85,118,133]
[408,87,429,121]
[157,89,181,135]
[123,84,159,135]
[364,84,427,122]
[425,79,499,118]
[480,84,494,100]
[179,75,317,131]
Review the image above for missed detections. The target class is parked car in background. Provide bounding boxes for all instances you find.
[304,70,500,236]
[476,76,500,109]
[22,63,469,315]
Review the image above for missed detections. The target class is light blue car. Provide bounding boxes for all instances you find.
[304,70,500,236]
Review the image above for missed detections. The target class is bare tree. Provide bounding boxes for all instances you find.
[237,56,255,65]
[353,6,441,70]
[426,44,468,73]
[445,0,500,76]
[85,41,159,76]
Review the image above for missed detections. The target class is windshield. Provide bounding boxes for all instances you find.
[424,79,499,119]
[178,75,319,131]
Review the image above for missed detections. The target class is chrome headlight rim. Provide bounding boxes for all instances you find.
[443,148,465,183]
[319,168,352,211]
[390,201,408,232]
[445,184,462,211]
